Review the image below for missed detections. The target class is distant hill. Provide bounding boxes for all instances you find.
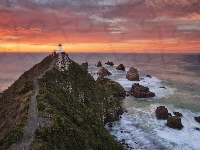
[0,52,124,150]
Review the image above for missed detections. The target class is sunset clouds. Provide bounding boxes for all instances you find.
[0,0,200,52]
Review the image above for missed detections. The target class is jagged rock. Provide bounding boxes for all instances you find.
[81,62,88,70]
[155,106,169,120]
[126,67,139,81]
[116,64,125,71]
[173,112,183,117]
[146,75,152,78]
[167,116,184,130]
[97,61,102,67]
[130,83,155,98]
[97,67,112,76]
[105,61,114,66]
[194,116,200,123]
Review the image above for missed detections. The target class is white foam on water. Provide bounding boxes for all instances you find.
[150,104,200,150]
[106,103,200,150]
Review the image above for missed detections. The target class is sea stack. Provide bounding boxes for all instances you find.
[97,67,112,76]
[126,67,139,81]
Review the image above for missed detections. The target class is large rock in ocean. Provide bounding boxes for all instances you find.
[97,67,112,76]
[155,106,169,120]
[167,116,184,130]
[126,67,139,81]
[130,83,155,98]
[105,61,114,66]
[97,61,102,67]
[116,64,125,71]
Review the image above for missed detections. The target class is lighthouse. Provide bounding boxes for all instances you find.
[56,44,62,53]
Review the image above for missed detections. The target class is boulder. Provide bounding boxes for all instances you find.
[97,67,112,76]
[130,83,155,98]
[105,61,114,66]
[126,67,140,81]
[146,75,152,78]
[81,62,88,70]
[194,116,200,123]
[173,112,183,117]
[116,64,125,71]
[155,106,169,120]
[167,116,184,130]
[97,61,102,67]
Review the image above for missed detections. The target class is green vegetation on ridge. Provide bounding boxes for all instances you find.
[30,56,124,149]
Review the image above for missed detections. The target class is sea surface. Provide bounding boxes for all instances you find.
[1,52,200,149]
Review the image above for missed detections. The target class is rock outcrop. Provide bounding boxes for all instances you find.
[97,67,112,76]
[155,106,169,120]
[130,83,155,98]
[126,67,140,81]
[167,116,184,130]
[97,61,102,67]
[81,62,88,70]
[173,112,183,117]
[195,116,200,123]
[116,64,125,71]
[104,107,123,123]
[105,61,114,66]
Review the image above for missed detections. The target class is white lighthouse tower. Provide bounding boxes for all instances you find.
[56,44,62,53]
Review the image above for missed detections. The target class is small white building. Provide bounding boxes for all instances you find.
[56,44,62,53]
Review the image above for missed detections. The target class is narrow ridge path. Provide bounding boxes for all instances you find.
[13,59,55,150]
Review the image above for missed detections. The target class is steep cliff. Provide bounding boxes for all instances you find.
[0,52,124,150]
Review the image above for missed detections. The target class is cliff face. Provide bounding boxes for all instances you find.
[0,52,124,150]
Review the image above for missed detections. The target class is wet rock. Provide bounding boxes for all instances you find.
[146,75,152,78]
[168,113,172,117]
[167,116,184,130]
[97,61,102,67]
[173,112,183,117]
[159,87,166,89]
[97,67,112,76]
[194,116,200,123]
[131,83,155,98]
[155,106,169,120]
[116,64,125,71]
[81,62,88,70]
[126,67,140,81]
[105,61,114,66]
[194,127,200,131]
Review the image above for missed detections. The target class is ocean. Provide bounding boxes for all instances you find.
[1,52,200,149]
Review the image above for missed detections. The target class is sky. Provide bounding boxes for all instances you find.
[0,0,200,53]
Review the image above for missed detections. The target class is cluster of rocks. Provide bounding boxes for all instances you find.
[130,83,155,98]
[80,61,155,99]
[155,106,184,130]
[105,61,114,66]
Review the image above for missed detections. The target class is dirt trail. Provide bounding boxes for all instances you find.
[13,59,55,150]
